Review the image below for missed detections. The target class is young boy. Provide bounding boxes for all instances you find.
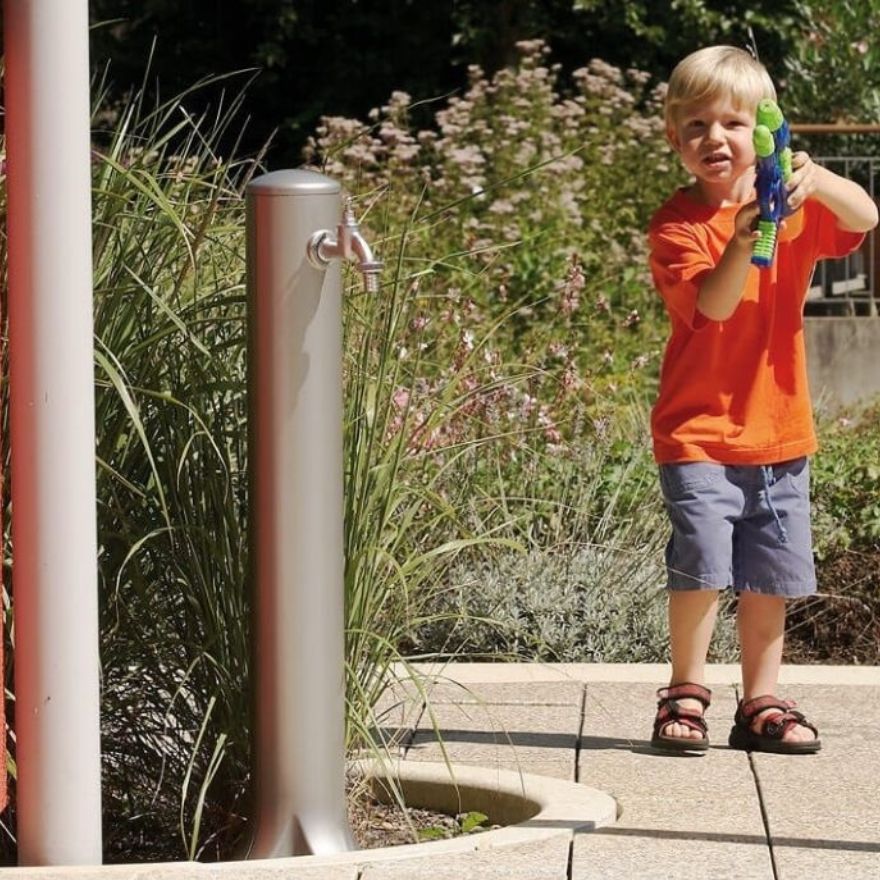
[648,45,878,754]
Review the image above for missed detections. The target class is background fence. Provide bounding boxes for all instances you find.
[806,155,878,317]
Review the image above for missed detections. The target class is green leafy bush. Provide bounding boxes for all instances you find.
[783,1,880,159]
[812,403,880,558]
[784,402,880,664]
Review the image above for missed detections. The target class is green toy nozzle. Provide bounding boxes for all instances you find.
[756,99,784,132]
[753,124,775,158]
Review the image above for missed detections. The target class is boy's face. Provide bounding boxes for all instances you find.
[667,96,757,200]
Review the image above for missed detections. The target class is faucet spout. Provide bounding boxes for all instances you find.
[348,230,383,292]
[307,198,383,292]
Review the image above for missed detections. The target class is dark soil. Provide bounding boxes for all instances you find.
[785,548,880,664]
[349,795,469,848]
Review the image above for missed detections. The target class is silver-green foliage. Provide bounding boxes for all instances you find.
[435,545,672,663]
[423,543,741,664]
[416,442,740,665]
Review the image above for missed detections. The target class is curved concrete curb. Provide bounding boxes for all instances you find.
[359,759,618,852]
[0,762,616,878]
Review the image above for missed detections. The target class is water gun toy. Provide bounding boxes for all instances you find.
[752,99,794,268]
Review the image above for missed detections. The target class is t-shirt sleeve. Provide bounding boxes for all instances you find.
[806,199,867,260]
[648,221,713,330]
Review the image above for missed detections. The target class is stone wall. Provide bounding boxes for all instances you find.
[805,316,880,408]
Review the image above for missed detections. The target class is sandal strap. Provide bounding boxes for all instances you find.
[739,695,796,719]
[759,710,818,740]
[654,683,710,739]
[654,703,708,737]
[656,682,712,709]
[737,695,818,740]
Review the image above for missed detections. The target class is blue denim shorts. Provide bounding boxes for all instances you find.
[658,458,816,597]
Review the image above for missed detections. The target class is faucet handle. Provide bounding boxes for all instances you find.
[341,197,357,226]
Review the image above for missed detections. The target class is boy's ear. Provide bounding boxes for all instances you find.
[666,125,681,153]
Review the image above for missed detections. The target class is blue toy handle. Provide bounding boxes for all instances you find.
[752,102,794,268]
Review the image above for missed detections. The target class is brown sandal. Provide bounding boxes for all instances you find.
[728,695,821,754]
[651,682,711,752]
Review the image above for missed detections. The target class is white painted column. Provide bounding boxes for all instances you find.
[3,0,103,864]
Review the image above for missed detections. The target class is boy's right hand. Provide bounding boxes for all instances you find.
[733,200,762,249]
[698,199,763,320]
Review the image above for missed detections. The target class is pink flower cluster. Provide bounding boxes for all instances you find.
[314,41,681,460]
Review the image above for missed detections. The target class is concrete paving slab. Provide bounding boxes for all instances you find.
[572,827,774,880]
[451,759,574,781]
[360,832,571,880]
[749,684,880,878]
[578,681,741,771]
[14,666,880,880]
[770,845,879,879]
[756,741,880,838]
[369,680,426,757]
[397,757,573,781]
[573,681,773,877]
[372,689,421,724]
[407,702,580,767]
[0,865,360,880]
[373,680,425,721]
[406,662,745,684]
[416,681,585,706]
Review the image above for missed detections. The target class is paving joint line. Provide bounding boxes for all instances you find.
[748,753,780,880]
[400,698,427,759]
[735,684,780,880]
[574,683,587,784]
[566,835,575,880]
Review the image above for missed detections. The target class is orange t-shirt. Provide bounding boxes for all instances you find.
[649,189,864,464]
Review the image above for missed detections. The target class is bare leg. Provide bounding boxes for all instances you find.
[662,589,720,739]
[737,591,815,742]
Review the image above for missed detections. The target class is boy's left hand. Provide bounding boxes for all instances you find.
[786,151,817,211]
[787,150,879,233]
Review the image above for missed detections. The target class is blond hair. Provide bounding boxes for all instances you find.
[665,46,776,129]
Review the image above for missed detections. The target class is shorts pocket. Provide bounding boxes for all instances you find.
[660,462,724,501]
[781,457,810,498]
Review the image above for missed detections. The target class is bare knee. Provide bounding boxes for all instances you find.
[736,591,786,636]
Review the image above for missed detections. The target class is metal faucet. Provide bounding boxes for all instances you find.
[307,197,383,292]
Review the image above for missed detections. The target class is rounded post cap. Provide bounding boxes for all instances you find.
[247,169,342,197]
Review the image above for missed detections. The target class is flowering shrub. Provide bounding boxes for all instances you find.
[306,40,685,461]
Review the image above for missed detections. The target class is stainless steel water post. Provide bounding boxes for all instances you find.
[245,169,381,857]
